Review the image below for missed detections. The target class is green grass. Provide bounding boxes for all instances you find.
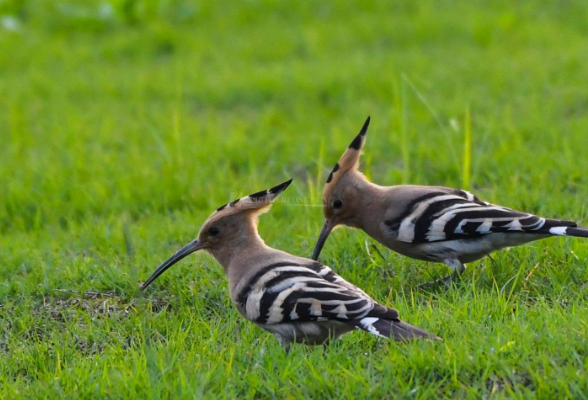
[2,0,588,398]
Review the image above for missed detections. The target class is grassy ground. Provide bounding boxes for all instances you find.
[2,0,588,398]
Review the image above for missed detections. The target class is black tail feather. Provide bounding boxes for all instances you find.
[538,218,577,232]
[565,227,588,238]
[537,219,588,238]
[356,317,441,341]
[388,320,441,341]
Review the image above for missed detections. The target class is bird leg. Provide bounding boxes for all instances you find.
[275,335,291,353]
[369,244,388,262]
[420,259,466,288]
[446,259,466,275]
[371,337,381,352]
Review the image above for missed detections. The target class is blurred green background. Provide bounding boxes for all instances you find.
[1,1,588,398]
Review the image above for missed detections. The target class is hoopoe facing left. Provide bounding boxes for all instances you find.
[142,179,439,350]
[312,117,588,282]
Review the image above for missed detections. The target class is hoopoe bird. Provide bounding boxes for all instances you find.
[312,117,588,282]
[142,179,439,350]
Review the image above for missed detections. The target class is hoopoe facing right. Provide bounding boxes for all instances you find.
[142,179,439,351]
[312,117,588,282]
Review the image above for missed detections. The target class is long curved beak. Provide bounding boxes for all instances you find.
[311,220,334,261]
[141,239,203,290]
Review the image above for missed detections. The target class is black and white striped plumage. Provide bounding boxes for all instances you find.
[389,188,583,244]
[378,186,588,274]
[313,117,588,278]
[142,179,439,350]
[233,259,436,348]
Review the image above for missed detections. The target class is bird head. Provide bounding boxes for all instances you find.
[312,117,370,260]
[141,179,293,289]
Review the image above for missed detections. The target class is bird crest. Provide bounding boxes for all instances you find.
[323,117,370,199]
[213,179,293,218]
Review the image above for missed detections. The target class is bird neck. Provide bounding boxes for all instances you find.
[350,178,388,230]
[208,225,270,270]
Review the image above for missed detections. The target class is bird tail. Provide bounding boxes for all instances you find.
[537,219,588,238]
[355,317,441,341]
[563,227,588,238]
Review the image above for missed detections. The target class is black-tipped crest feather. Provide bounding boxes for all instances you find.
[326,163,340,184]
[249,190,268,199]
[348,135,362,150]
[325,117,371,186]
[360,116,370,136]
[269,179,293,194]
[348,117,370,149]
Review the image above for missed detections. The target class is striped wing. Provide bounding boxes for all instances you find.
[389,190,577,244]
[237,262,387,325]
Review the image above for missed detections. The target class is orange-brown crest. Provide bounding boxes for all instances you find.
[205,179,293,224]
[194,178,293,253]
[323,117,370,202]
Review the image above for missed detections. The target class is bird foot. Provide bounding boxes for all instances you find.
[419,273,459,289]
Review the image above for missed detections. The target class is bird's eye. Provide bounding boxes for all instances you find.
[333,199,343,209]
[209,227,220,236]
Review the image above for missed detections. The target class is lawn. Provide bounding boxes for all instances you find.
[1,0,588,398]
